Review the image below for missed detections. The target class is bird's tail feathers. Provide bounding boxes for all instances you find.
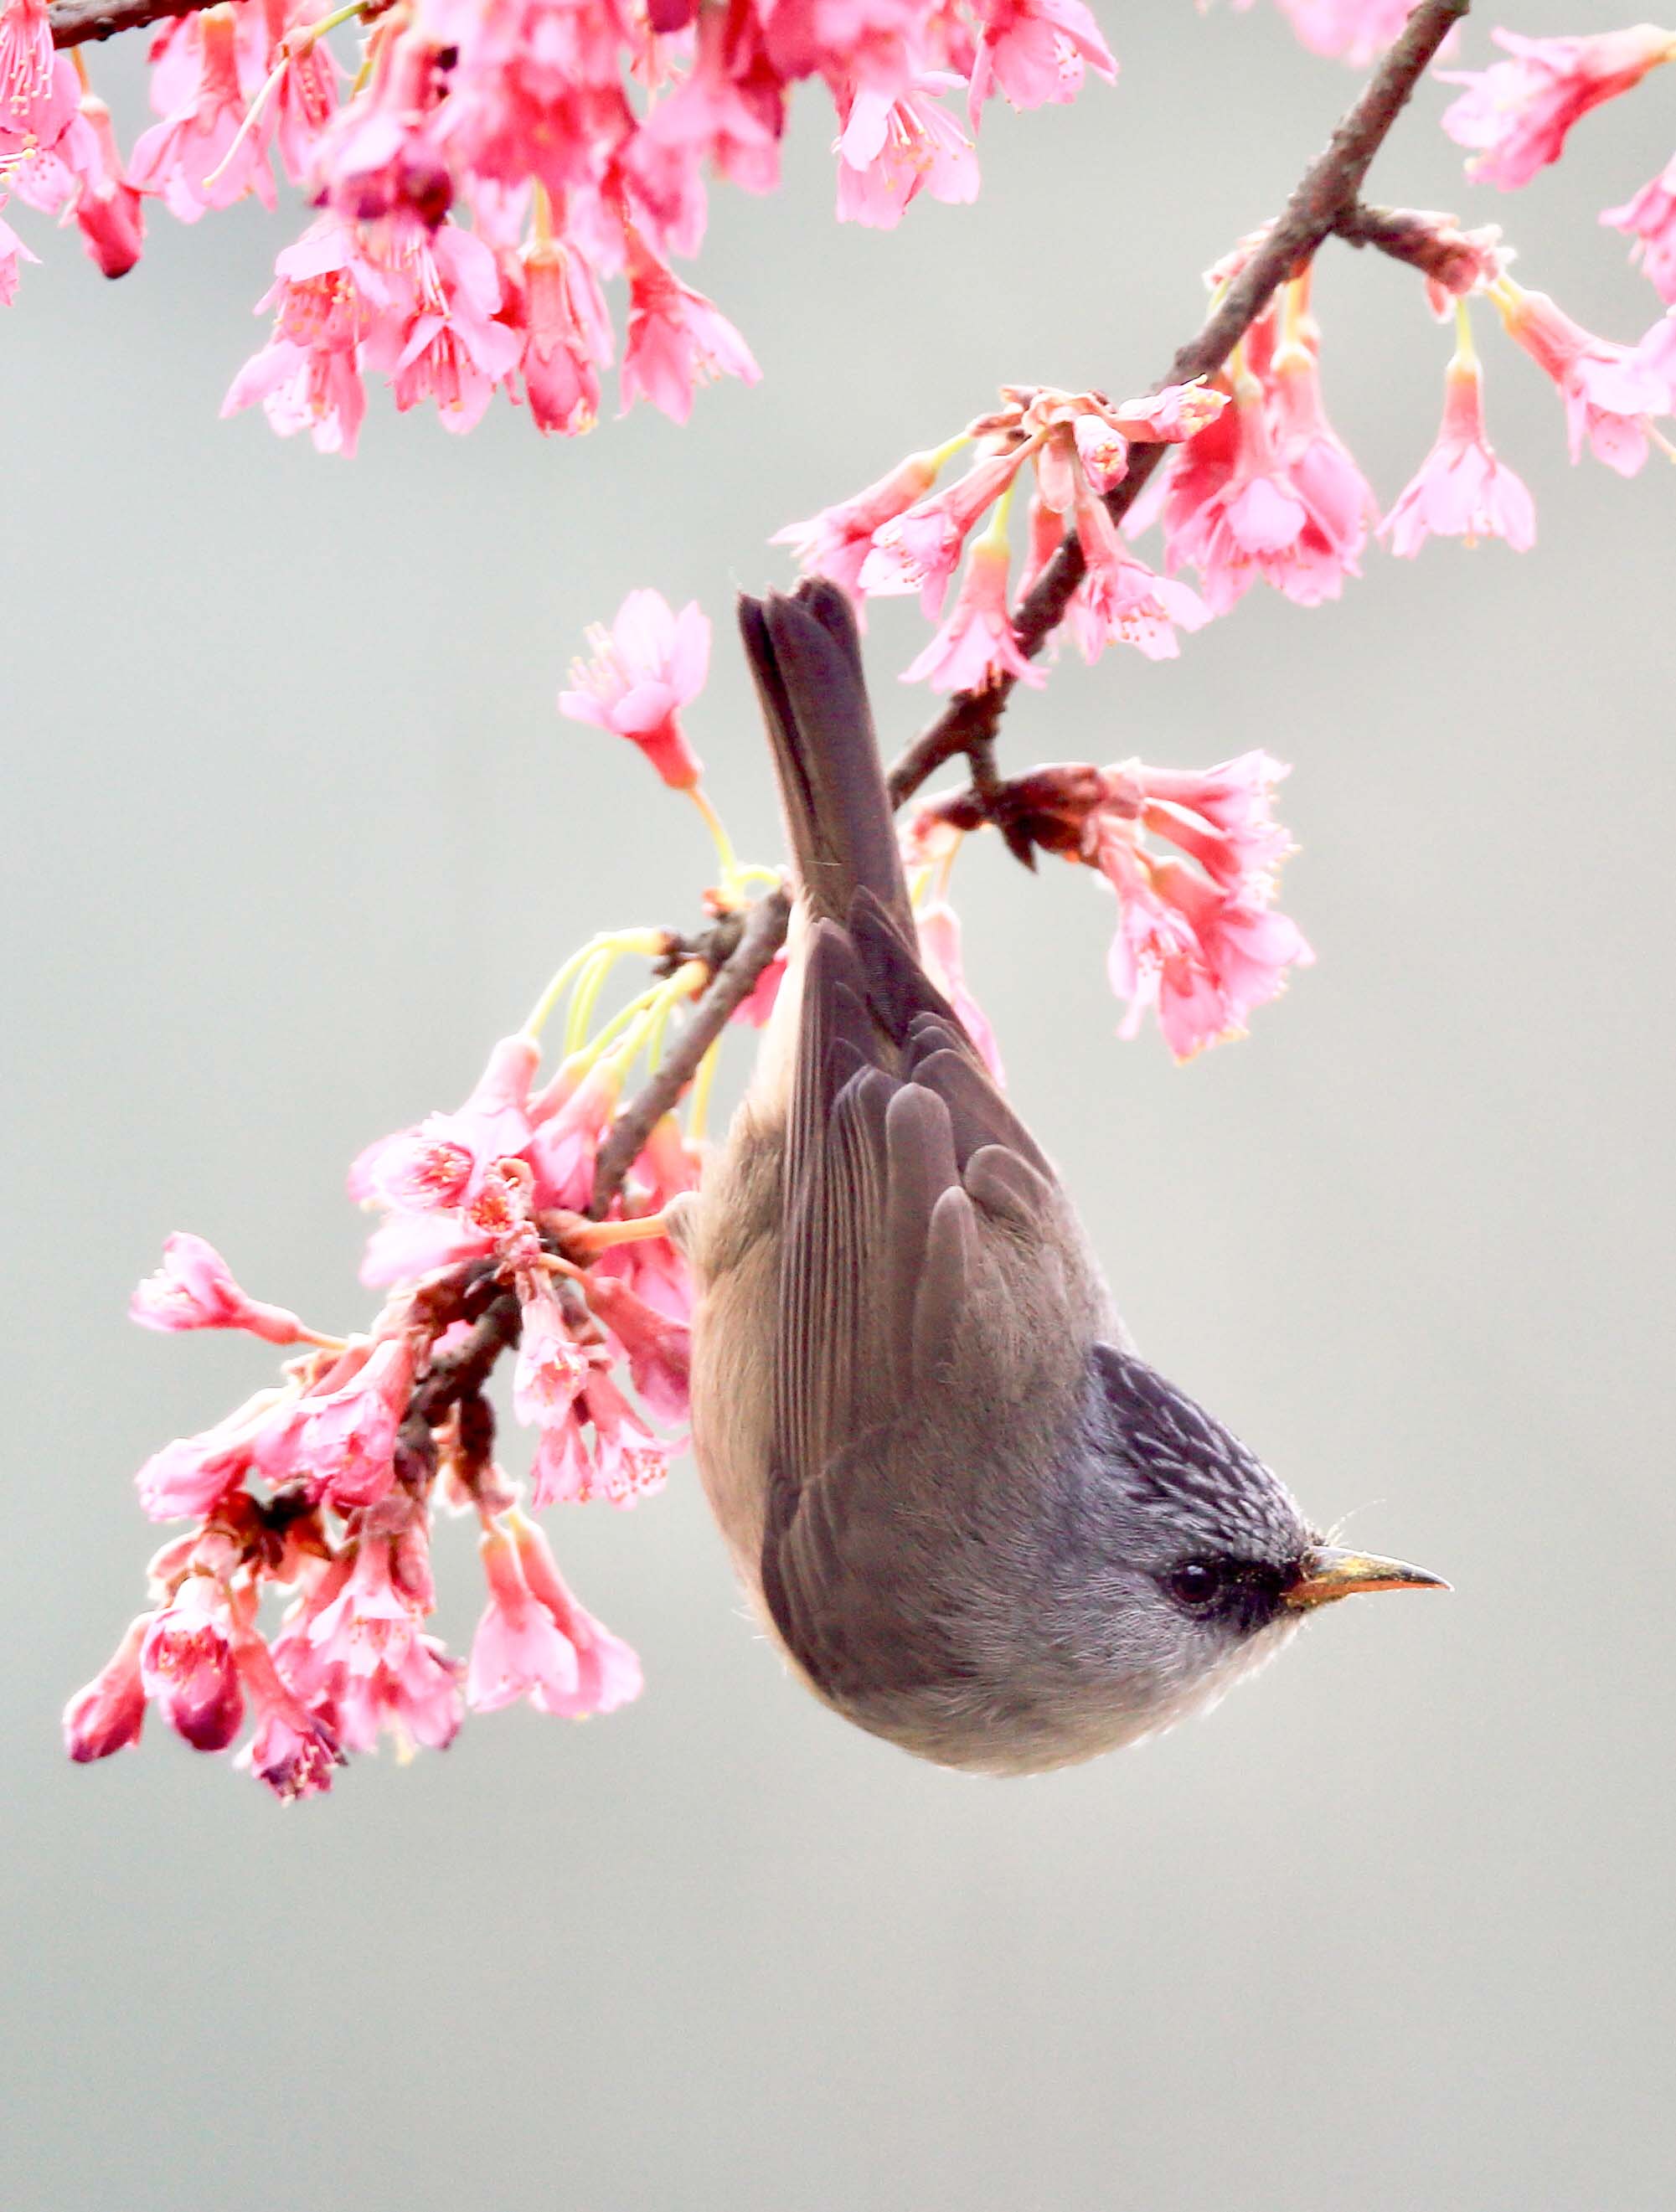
[737,581,914,941]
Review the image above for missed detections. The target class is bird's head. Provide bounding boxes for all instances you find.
[1061,1345,1447,1743]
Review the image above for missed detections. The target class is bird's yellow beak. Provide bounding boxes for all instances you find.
[1283,1545,1451,1610]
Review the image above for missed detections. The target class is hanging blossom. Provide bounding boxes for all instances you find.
[904,750,1312,1060]
[1604,152,1676,304]
[1126,280,1374,614]
[1491,276,1675,475]
[1439,24,1676,192]
[4,0,1118,444]
[1381,310,1535,556]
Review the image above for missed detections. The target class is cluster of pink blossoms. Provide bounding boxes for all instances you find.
[1,0,1115,448]
[64,994,710,1796]
[905,751,1312,1060]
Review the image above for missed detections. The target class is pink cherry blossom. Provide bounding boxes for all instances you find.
[1070,492,1210,661]
[1107,751,1297,893]
[1,0,79,156]
[900,535,1043,692]
[140,1575,245,1751]
[559,587,710,789]
[0,208,38,306]
[352,1033,539,1214]
[467,1522,582,1712]
[1268,340,1377,571]
[280,1516,463,1754]
[136,1391,281,1520]
[859,444,1033,613]
[773,447,948,597]
[223,214,402,457]
[620,228,759,423]
[235,1627,342,1798]
[513,1285,596,1426]
[311,28,453,230]
[1604,153,1676,304]
[369,223,521,434]
[835,75,979,229]
[255,1335,416,1510]
[1153,374,1356,611]
[1495,282,1673,476]
[969,0,1116,118]
[509,1512,642,1714]
[916,897,1006,1084]
[1095,824,1312,1060]
[531,1411,597,1508]
[1440,26,1676,192]
[64,1616,150,1762]
[129,7,278,224]
[527,1054,625,1210]
[579,1372,671,1504]
[580,1274,691,1421]
[268,3,342,188]
[1381,350,1535,557]
[131,1230,307,1344]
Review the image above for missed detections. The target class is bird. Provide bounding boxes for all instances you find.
[668,578,1445,1775]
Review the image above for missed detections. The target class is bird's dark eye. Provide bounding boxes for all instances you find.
[1168,1560,1223,1608]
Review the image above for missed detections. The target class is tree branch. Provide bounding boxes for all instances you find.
[49,0,214,46]
[588,887,792,1218]
[884,0,1472,815]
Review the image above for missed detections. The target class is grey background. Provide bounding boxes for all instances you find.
[6,7,1673,2208]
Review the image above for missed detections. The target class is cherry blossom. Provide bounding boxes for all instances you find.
[900,530,1043,691]
[1440,25,1676,192]
[1493,279,1673,476]
[1382,338,1535,556]
[1604,153,1676,304]
[560,588,710,789]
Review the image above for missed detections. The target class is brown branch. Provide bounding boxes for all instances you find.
[49,0,214,46]
[1335,200,1490,287]
[588,886,792,1218]
[884,0,1473,816]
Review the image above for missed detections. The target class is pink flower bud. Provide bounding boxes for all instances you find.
[64,1616,151,1763]
[131,1232,306,1345]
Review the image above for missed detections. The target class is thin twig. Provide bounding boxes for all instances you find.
[884,0,1473,814]
[589,887,792,1217]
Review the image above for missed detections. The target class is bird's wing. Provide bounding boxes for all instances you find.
[764,889,1079,1700]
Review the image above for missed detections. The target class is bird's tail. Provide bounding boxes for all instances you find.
[737,581,914,941]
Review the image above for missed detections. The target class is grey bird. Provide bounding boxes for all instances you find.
[672,579,1444,1775]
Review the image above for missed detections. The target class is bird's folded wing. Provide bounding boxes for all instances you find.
[767,888,1062,1582]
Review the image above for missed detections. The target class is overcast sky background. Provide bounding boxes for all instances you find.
[5,6,1674,2209]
